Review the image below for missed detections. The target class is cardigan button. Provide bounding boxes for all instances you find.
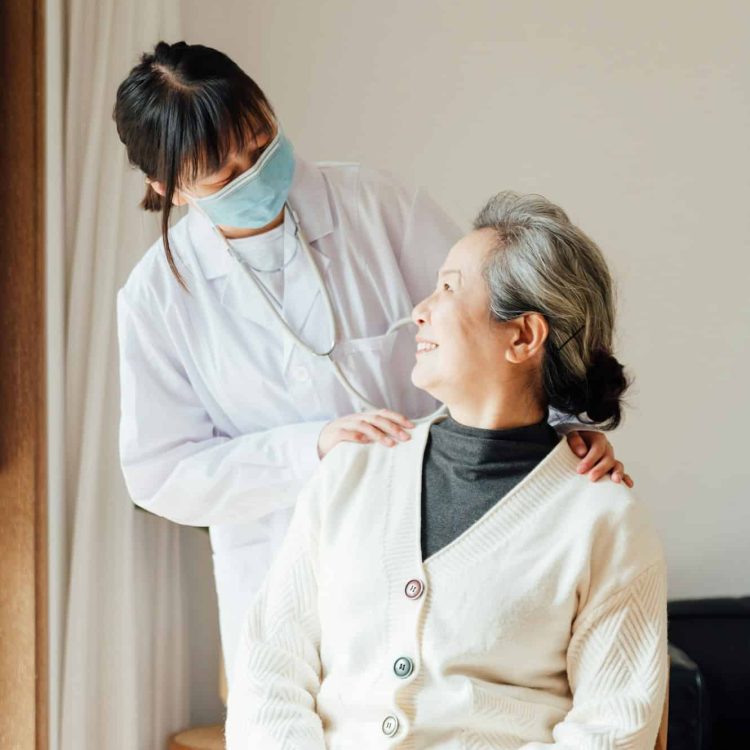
[381,715,400,736]
[404,578,425,599]
[393,656,414,678]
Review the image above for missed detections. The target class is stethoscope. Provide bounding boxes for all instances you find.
[195,199,446,423]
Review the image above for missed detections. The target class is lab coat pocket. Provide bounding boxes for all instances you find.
[333,330,399,358]
[329,329,400,412]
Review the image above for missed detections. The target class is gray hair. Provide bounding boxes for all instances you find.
[474,191,628,429]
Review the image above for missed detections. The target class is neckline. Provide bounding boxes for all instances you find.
[224,221,286,249]
[429,414,559,467]
[435,412,552,439]
[403,417,579,573]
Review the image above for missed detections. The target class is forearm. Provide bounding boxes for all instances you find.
[123,419,328,526]
[226,612,327,749]
[225,475,327,749]
[519,561,668,750]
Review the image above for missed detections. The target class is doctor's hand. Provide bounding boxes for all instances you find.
[566,430,634,487]
[317,409,415,460]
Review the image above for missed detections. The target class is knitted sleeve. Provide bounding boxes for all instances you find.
[224,469,327,750]
[519,558,669,750]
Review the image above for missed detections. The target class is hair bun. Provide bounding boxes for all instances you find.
[583,349,629,429]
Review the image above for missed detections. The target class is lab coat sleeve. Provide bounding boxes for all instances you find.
[548,408,603,435]
[225,469,327,750]
[117,290,328,527]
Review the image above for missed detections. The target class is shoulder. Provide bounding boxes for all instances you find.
[318,437,394,492]
[310,159,460,254]
[550,440,646,518]
[289,439,387,538]
[118,213,193,317]
[316,160,412,194]
[315,160,414,216]
[313,421,427,513]
[545,440,663,560]
[576,471,657,543]
[526,441,666,619]
[553,445,666,604]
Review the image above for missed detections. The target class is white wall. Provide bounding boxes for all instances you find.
[179,0,749,599]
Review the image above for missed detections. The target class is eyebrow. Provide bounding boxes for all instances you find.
[438,269,463,282]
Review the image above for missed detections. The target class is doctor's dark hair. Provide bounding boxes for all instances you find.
[475,192,630,430]
[113,41,276,290]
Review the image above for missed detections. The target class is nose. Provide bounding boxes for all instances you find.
[411,295,430,327]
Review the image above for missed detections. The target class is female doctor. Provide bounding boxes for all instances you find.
[113,41,631,681]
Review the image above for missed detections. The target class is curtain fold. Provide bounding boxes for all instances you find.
[60,2,195,748]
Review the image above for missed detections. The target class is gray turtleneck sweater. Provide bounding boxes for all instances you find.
[421,413,560,560]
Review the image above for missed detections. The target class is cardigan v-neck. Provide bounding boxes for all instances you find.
[420,414,560,560]
[395,416,572,575]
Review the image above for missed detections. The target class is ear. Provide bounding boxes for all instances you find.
[147,179,189,207]
[505,313,549,365]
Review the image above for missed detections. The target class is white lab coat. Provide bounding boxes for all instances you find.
[116,155,463,678]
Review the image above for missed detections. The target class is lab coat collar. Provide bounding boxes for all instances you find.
[185,154,334,338]
[218,209,332,337]
[186,153,334,282]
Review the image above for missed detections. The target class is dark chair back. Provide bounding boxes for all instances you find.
[668,597,750,749]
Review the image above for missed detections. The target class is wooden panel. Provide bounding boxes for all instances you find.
[0,0,48,748]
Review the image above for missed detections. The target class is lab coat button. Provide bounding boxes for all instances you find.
[292,365,309,382]
[405,578,424,599]
[381,715,400,736]
[393,656,414,679]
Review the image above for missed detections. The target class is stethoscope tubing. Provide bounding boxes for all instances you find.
[196,199,446,423]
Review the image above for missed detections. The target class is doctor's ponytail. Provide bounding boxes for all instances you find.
[141,182,164,213]
[113,41,277,291]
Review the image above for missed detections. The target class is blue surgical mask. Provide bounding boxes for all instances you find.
[192,129,296,228]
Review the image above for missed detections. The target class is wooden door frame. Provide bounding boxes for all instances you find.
[0,1,48,749]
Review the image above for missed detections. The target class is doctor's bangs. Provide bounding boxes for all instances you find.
[169,81,276,188]
[114,41,277,290]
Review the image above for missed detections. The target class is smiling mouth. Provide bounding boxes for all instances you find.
[416,342,439,354]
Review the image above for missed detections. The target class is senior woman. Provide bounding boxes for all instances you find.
[225,192,668,750]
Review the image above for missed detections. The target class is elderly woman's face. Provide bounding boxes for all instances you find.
[411,229,509,403]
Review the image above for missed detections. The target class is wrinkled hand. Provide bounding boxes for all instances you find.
[566,430,634,487]
[318,409,415,460]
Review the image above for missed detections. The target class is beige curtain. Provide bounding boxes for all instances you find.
[60,1,197,747]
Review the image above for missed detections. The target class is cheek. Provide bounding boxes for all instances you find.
[433,305,477,352]
[433,305,498,377]
[429,323,472,381]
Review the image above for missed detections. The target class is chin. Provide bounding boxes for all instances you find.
[410,365,441,402]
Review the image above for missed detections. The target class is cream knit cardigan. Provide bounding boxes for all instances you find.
[226,416,668,749]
